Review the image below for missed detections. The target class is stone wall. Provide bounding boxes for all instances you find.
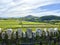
[0,28,59,45]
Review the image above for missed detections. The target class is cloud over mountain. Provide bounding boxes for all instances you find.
[0,0,60,17]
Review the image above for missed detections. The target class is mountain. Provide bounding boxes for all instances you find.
[22,15,39,22]
[39,15,60,21]
[22,15,60,22]
[0,15,60,22]
[24,15,38,18]
[25,15,34,18]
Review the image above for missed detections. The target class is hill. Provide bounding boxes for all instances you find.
[0,15,60,22]
[22,15,60,22]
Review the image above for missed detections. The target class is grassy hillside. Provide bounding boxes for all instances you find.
[21,15,60,22]
[0,20,60,31]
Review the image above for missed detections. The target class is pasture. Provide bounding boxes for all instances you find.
[0,20,60,45]
[0,20,60,31]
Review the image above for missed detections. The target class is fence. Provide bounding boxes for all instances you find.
[0,28,60,45]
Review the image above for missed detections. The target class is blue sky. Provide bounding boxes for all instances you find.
[0,0,60,17]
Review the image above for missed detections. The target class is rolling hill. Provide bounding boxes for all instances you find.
[22,15,60,22]
[0,15,60,22]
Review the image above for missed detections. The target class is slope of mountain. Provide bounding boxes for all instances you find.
[22,15,60,22]
[22,15,39,22]
[40,15,60,20]
[0,15,60,22]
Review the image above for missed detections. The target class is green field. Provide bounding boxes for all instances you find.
[0,20,60,31]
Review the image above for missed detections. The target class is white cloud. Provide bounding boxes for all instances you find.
[0,0,60,17]
[31,10,60,17]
